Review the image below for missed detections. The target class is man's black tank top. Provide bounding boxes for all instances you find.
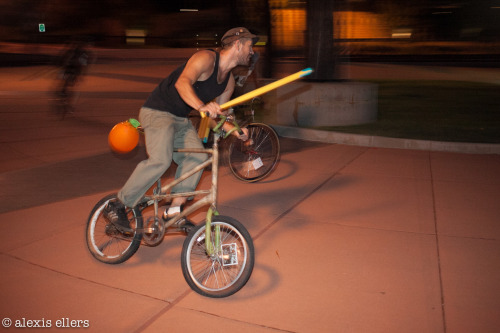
[143,50,230,118]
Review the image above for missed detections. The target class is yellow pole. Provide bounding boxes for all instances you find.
[199,67,313,118]
[221,67,313,110]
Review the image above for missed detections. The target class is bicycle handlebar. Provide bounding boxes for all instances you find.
[200,111,244,137]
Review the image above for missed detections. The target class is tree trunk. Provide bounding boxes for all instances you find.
[306,0,337,81]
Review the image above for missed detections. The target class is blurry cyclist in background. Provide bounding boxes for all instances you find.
[57,41,90,97]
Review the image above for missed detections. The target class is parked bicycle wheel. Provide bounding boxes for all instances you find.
[228,123,280,182]
[181,216,254,298]
[86,194,143,264]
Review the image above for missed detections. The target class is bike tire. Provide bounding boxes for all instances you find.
[228,123,280,182]
[86,194,143,264]
[181,216,254,298]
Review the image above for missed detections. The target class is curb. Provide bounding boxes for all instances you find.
[272,125,500,155]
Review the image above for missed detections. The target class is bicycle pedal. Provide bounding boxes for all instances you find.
[180,221,196,234]
[170,218,196,233]
[112,224,134,237]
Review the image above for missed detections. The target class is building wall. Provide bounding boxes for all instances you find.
[335,11,389,39]
[271,9,306,49]
[270,9,389,49]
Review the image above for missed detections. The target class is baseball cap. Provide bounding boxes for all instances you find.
[221,27,259,46]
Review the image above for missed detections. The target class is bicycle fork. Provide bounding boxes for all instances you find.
[204,135,220,256]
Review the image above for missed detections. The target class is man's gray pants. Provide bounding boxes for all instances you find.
[118,107,208,208]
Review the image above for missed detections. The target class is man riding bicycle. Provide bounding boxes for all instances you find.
[104,27,258,232]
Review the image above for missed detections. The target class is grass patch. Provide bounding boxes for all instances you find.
[311,80,500,143]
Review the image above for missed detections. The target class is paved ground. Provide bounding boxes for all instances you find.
[0,60,499,332]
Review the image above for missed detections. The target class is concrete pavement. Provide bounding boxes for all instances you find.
[1,134,499,332]
[1,63,499,332]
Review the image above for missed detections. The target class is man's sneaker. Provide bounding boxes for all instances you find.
[103,201,132,233]
[162,205,195,233]
[162,205,182,221]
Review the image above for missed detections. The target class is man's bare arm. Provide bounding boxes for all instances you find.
[175,51,222,118]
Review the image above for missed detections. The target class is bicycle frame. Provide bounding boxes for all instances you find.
[139,116,242,255]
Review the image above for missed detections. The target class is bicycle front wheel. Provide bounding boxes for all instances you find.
[181,216,254,298]
[86,194,143,264]
[228,123,280,182]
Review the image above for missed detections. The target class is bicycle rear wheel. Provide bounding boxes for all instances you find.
[181,216,254,298]
[86,194,143,264]
[228,123,280,182]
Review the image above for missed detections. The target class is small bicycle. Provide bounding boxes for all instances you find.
[86,116,255,298]
[189,98,281,182]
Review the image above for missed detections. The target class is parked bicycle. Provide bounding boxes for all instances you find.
[189,97,280,182]
[86,115,255,298]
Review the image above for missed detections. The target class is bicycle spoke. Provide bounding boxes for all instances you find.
[98,238,114,253]
[252,127,271,152]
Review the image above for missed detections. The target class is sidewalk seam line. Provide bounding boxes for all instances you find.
[3,253,168,303]
[132,289,192,333]
[189,309,297,333]
[429,151,448,333]
[253,147,368,241]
